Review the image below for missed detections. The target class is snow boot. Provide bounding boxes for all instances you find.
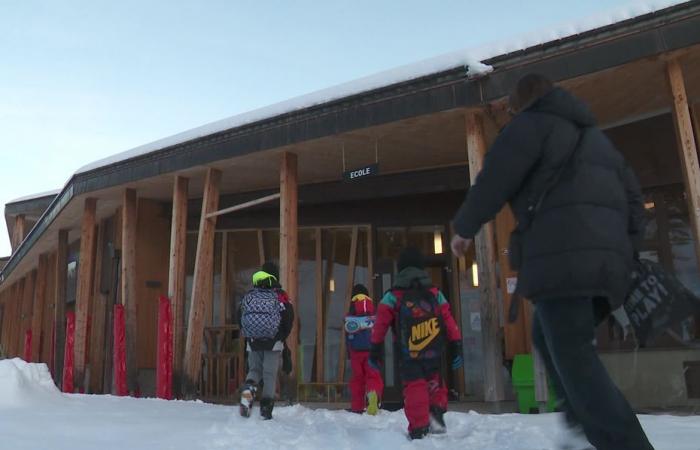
[260,397,274,420]
[408,426,430,440]
[429,406,447,434]
[239,382,257,418]
[366,391,379,416]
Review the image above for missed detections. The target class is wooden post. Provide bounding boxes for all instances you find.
[667,60,700,266]
[279,152,299,384]
[30,254,49,361]
[11,214,27,252]
[183,168,221,396]
[314,228,324,382]
[220,232,229,325]
[121,189,139,394]
[449,225,466,399]
[54,230,68,385]
[42,252,57,367]
[337,226,358,382]
[74,198,97,391]
[168,175,188,395]
[257,230,265,266]
[366,227,374,300]
[21,271,36,359]
[89,220,109,393]
[466,111,505,402]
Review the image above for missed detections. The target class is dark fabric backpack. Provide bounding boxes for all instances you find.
[241,288,282,339]
[394,283,445,361]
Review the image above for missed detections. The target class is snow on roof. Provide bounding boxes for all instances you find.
[7,189,61,205]
[73,0,688,175]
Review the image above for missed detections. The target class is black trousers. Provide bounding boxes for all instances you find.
[532,296,654,450]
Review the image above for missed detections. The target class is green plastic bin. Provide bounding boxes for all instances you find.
[511,354,557,414]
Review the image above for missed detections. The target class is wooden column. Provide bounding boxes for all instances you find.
[30,254,49,361]
[74,198,97,392]
[280,152,299,384]
[337,226,358,382]
[121,189,139,394]
[88,220,109,393]
[54,230,68,385]
[667,60,700,265]
[21,271,37,358]
[314,228,324,382]
[449,226,466,399]
[42,252,57,367]
[168,175,189,394]
[466,111,505,402]
[11,214,27,252]
[183,168,221,396]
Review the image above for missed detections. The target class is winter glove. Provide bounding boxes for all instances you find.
[282,344,292,375]
[368,342,383,372]
[448,340,464,370]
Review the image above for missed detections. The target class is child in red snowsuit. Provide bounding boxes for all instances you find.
[369,248,463,440]
[345,284,384,414]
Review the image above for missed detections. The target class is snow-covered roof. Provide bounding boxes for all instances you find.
[7,189,61,205]
[76,0,689,175]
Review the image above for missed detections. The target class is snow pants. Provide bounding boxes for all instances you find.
[532,296,654,450]
[245,349,281,399]
[400,359,447,432]
[349,350,384,412]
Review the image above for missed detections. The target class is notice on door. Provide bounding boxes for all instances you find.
[343,163,379,182]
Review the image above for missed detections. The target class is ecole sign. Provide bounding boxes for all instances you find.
[343,163,379,182]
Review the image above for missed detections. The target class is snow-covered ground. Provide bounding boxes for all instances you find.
[1,359,698,450]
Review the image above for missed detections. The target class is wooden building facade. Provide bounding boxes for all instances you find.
[2,1,700,409]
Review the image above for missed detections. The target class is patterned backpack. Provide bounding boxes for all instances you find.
[241,288,282,339]
[394,283,445,361]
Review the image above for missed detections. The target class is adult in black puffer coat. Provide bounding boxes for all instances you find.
[453,79,645,307]
[451,75,653,450]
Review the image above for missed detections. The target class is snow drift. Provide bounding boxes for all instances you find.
[0,358,63,408]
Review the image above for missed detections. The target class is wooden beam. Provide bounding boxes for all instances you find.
[30,254,49,361]
[366,227,374,300]
[168,175,188,394]
[54,230,68,386]
[74,198,97,392]
[220,232,229,325]
[121,189,139,394]
[667,60,700,267]
[89,220,109,394]
[11,214,27,252]
[279,152,299,385]
[337,226,358,383]
[183,168,221,396]
[205,193,280,219]
[314,228,324,382]
[466,111,505,402]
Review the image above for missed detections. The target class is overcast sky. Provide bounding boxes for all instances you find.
[0,0,654,256]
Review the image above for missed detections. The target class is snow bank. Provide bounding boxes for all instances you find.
[0,358,63,408]
[0,389,697,450]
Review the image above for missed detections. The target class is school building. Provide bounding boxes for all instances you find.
[1,0,700,411]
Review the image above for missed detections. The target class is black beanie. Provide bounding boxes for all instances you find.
[261,261,279,280]
[351,284,369,297]
[398,247,425,272]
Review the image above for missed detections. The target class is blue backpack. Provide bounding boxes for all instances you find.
[344,316,375,351]
[241,288,282,339]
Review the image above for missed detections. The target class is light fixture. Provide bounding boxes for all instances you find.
[329,278,335,292]
[433,230,443,255]
[472,262,479,287]
[644,201,655,210]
